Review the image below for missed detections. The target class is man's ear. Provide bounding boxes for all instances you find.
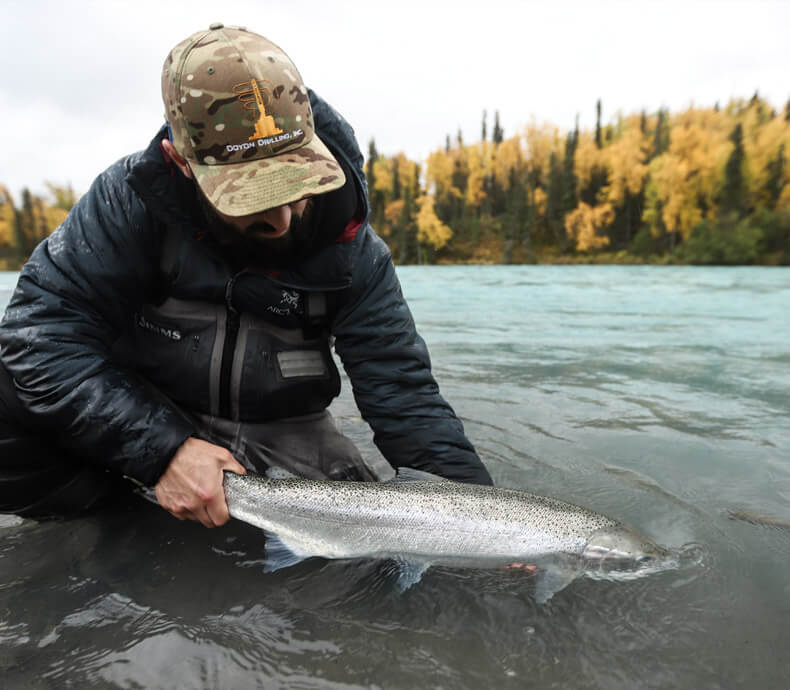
[161,139,193,179]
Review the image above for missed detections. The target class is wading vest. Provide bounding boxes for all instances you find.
[112,226,343,422]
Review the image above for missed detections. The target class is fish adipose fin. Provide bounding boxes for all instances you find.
[263,532,309,573]
[392,559,431,591]
[389,468,450,484]
[534,565,578,605]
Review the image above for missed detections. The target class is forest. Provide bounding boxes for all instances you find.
[2,94,789,269]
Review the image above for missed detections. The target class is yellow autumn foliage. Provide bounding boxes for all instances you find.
[645,108,732,239]
[465,146,487,207]
[524,122,561,184]
[602,117,651,206]
[493,137,524,190]
[533,187,547,218]
[416,195,453,250]
[574,132,604,193]
[393,153,419,193]
[425,148,462,200]
[0,185,15,248]
[742,114,790,209]
[565,201,614,251]
[373,157,393,195]
[384,199,405,225]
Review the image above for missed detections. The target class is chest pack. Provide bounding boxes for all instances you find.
[114,226,341,422]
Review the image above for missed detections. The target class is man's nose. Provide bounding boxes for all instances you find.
[262,204,292,233]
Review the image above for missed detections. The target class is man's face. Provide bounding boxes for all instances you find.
[194,185,316,267]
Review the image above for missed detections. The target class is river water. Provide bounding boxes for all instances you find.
[1,265,788,689]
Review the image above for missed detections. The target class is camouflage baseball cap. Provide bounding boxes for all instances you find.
[161,23,345,216]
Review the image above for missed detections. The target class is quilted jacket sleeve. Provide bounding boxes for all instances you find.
[0,159,195,485]
[332,228,492,485]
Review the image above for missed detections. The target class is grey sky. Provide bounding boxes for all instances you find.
[2,0,788,200]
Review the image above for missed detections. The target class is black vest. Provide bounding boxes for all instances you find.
[112,225,342,422]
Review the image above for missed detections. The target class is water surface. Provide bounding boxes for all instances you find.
[1,266,789,688]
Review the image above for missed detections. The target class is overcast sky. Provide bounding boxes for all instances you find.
[2,0,789,200]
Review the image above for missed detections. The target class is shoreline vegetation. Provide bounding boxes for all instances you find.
[2,94,789,270]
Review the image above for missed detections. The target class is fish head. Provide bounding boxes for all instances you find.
[582,525,671,578]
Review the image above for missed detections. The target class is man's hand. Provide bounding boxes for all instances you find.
[154,437,247,528]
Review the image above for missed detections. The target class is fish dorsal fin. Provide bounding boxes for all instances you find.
[263,532,309,573]
[389,468,450,484]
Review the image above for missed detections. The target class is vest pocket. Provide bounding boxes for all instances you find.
[122,300,226,415]
[235,315,340,421]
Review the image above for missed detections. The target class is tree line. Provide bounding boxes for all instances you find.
[0,184,76,270]
[2,94,789,269]
[368,95,790,265]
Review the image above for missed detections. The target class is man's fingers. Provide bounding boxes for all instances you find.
[200,507,217,529]
[221,455,247,475]
[155,437,244,527]
[207,492,231,527]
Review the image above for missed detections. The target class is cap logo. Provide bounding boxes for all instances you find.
[221,78,304,154]
[232,78,284,140]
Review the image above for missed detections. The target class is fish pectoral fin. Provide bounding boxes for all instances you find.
[391,559,431,591]
[534,565,578,605]
[263,532,309,573]
[389,468,450,484]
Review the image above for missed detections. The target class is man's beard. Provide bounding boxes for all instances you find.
[195,189,317,268]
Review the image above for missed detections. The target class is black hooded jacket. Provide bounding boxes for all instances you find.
[0,91,491,487]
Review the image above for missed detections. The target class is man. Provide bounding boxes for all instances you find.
[0,24,491,525]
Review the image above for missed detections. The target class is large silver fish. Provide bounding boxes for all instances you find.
[223,468,681,603]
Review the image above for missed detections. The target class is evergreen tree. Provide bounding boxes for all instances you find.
[721,123,747,217]
[546,151,568,247]
[595,99,603,149]
[493,111,504,144]
[640,110,647,134]
[366,139,377,194]
[561,128,578,215]
[20,188,36,255]
[12,206,25,257]
[445,134,451,153]
[652,109,668,158]
[481,110,487,142]
[34,198,49,245]
[392,163,401,200]
[764,143,785,207]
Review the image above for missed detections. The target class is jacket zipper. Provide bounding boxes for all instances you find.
[219,275,241,419]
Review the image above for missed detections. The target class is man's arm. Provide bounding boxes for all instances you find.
[332,228,492,485]
[0,159,198,487]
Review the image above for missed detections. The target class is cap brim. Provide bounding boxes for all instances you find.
[190,134,346,217]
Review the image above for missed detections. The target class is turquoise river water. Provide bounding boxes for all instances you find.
[0,265,788,688]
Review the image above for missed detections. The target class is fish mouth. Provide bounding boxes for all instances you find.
[583,542,705,581]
